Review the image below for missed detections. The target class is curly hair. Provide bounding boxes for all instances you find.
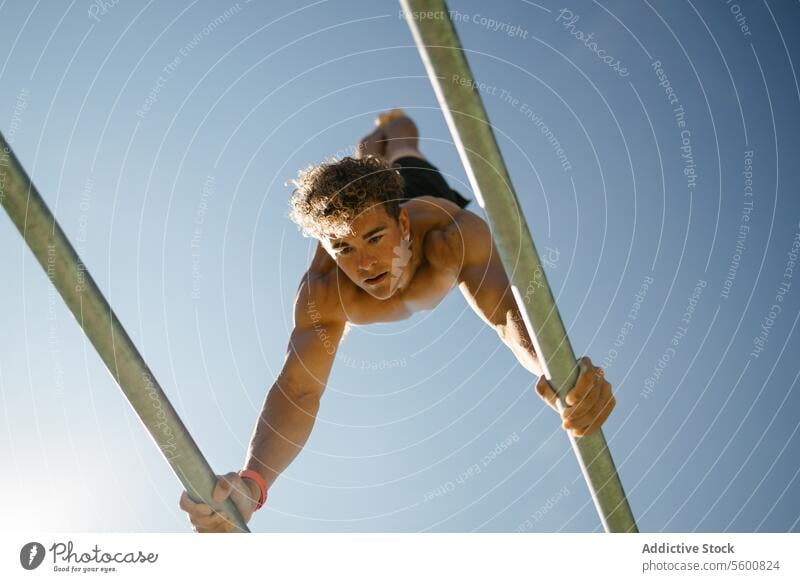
[287,155,405,239]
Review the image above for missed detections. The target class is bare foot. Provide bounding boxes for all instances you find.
[355,127,387,159]
[375,108,406,128]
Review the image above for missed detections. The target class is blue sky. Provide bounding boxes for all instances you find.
[1,0,799,532]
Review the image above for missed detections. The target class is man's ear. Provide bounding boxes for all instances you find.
[398,207,410,240]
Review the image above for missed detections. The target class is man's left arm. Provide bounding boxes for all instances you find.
[444,211,543,377]
[443,210,615,437]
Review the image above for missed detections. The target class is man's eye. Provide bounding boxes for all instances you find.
[369,236,383,244]
[338,247,352,255]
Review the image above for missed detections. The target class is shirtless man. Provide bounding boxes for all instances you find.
[179,109,616,532]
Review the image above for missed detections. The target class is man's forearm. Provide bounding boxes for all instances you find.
[244,382,321,490]
[499,303,543,377]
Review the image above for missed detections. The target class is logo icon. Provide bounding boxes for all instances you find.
[389,235,413,293]
[20,542,46,570]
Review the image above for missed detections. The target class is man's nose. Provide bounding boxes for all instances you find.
[358,251,377,271]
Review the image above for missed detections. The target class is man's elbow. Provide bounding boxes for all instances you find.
[272,374,325,408]
[498,320,542,376]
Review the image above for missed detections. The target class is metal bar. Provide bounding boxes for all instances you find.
[0,132,249,533]
[400,0,638,532]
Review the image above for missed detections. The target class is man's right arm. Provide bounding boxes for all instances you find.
[179,272,346,532]
[243,273,346,492]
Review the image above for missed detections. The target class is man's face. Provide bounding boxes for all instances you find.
[323,205,410,300]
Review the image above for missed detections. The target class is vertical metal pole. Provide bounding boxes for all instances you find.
[0,132,249,533]
[400,0,637,532]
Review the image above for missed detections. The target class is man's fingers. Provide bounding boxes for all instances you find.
[568,382,615,436]
[183,475,247,533]
[539,357,614,437]
[213,473,239,503]
[565,357,600,407]
[207,512,229,529]
[180,491,213,517]
[209,512,236,532]
[193,510,233,532]
[568,379,611,423]
[564,389,598,420]
[574,395,615,437]
[565,381,606,426]
[564,376,605,420]
[535,376,558,410]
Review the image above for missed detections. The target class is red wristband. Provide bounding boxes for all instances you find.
[238,469,268,511]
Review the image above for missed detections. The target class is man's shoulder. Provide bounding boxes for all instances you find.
[402,195,463,222]
[294,266,349,327]
[414,198,486,273]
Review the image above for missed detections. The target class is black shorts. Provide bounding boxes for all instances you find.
[393,156,471,209]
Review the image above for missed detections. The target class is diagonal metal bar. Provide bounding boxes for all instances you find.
[0,132,249,533]
[400,0,638,532]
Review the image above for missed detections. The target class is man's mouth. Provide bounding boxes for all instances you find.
[364,271,388,285]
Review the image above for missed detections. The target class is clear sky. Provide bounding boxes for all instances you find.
[1,0,799,533]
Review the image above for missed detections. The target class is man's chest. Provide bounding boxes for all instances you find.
[341,255,459,325]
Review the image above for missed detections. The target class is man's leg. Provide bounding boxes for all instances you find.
[355,127,386,159]
[381,113,426,164]
[380,110,472,208]
[354,109,426,163]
